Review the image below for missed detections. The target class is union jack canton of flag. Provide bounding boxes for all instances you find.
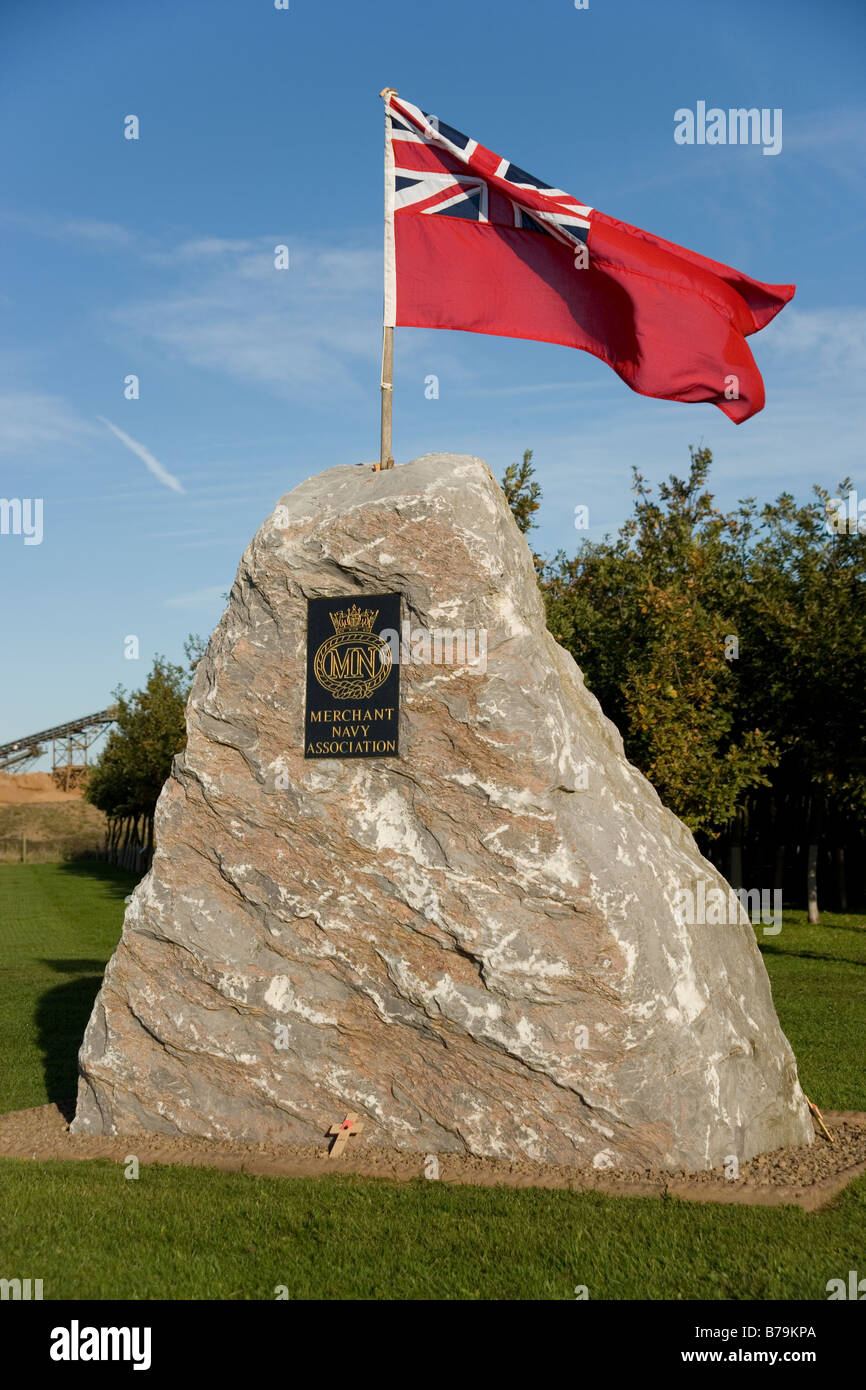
[387,95,591,274]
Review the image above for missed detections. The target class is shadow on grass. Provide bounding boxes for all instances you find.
[35,972,105,1112]
[760,941,866,968]
[27,863,138,1116]
[776,911,866,934]
[57,858,140,900]
[814,918,866,934]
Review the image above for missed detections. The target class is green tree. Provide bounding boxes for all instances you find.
[733,481,866,919]
[86,639,204,857]
[543,448,866,911]
[501,449,541,535]
[543,448,775,836]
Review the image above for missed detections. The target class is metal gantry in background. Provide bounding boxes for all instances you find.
[0,708,118,783]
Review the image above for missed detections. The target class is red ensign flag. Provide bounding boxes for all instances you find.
[384,94,793,422]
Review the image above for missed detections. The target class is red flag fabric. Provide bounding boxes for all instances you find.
[385,95,794,423]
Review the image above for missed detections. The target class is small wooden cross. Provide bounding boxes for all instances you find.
[807,1097,834,1143]
[327,1111,364,1158]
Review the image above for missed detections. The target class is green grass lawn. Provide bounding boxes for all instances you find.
[0,861,137,1112]
[759,909,866,1112]
[0,862,864,1300]
[1,1156,864,1300]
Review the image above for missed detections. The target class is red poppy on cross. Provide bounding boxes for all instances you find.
[327,1111,364,1158]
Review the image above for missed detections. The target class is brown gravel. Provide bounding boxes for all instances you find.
[0,1103,863,1210]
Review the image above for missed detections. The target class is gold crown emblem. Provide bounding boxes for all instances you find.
[329,604,378,635]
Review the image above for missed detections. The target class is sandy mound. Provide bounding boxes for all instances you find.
[0,773,84,805]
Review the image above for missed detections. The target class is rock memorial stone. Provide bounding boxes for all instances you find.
[72,453,813,1169]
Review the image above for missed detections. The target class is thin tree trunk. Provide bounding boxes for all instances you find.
[807,843,820,924]
[836,846,847,913]
[774,843,785,896]
[121,816,133,870]
[728,811,744,889]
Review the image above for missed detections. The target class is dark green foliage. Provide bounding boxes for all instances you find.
[84,637,204,828]
[543,449,776,835]
[533,447,865,907]
[501,449,542,535]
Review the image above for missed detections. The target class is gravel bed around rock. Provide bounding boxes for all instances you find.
[0,1103,864,1210]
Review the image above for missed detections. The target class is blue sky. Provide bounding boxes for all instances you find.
[1,0,864,753]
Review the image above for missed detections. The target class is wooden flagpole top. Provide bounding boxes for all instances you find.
[379,87,398,100]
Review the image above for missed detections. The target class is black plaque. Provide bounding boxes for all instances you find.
[304,593,401,759]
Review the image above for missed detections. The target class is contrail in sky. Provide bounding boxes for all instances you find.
[97,415,185,494]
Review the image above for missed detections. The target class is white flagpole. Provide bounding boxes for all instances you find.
[379,87,398,470]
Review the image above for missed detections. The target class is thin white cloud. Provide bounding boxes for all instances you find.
[110,240,381,401]
[782,107,866,196]
[144,236,261,267]
[64,219,136,246]
[0,211,138,247]
[2,224,384,399]
[761,307,866,378]
[784,107,866,153]
[97,416,185,494]
[0,391,99,457]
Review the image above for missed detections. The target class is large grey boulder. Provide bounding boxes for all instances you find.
[72,453,813,1169]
